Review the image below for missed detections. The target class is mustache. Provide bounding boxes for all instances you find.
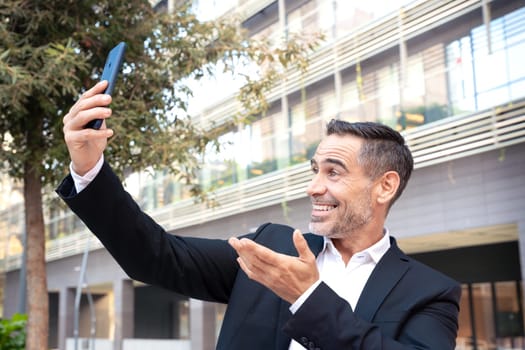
[310,196,339,206]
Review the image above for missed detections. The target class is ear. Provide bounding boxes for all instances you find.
[375,171,400,206]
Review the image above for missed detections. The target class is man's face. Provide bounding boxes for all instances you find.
[306,134,374,238]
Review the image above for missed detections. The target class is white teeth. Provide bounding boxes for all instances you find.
[312,204,336,211]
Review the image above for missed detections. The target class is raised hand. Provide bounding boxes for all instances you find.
[62,81,114,175]
[228,229,319,304]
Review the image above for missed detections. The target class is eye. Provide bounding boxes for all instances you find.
[311,165,319,174]
[328,169,338,177]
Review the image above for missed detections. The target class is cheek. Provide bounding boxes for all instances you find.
[330,181,354,203]
[333,180,372,207]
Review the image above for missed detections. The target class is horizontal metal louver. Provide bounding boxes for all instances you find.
[198,0,484,128]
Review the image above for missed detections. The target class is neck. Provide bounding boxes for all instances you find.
[331,226,384,265]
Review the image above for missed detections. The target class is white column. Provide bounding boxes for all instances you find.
[189,299,217,350]
[113,279,134,350]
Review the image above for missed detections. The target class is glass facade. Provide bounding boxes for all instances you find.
[458,281,525,350]
[197,2,525,193]
[446,7,525,114]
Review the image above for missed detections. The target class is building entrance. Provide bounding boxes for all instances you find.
[458,281,524,350]
[411,241,524,350]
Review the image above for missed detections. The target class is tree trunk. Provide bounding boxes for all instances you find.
[24,161,49,350]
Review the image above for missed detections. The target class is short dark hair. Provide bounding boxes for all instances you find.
[326,119,414,207]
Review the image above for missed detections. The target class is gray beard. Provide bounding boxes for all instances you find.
[308,198,373,239]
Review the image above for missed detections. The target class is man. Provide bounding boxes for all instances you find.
[57,81,461,349]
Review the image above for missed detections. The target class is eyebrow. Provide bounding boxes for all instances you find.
[310,158,348,171]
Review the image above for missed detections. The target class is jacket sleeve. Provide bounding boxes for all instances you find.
[283,270,461,349]
[56,161,239,303]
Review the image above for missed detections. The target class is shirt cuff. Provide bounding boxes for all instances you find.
[289,280,322,314]
[70,156,104,193]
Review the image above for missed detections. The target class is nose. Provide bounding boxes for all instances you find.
[306,173,327,197]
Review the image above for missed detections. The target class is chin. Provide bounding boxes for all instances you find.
[309,222,331,237]
[309,222,348,240]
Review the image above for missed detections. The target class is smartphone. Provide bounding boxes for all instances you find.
[85,42,127,129]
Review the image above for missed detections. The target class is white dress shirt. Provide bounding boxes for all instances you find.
[70,156,105,193]
[69,157,391,350]
[288,231,391,349]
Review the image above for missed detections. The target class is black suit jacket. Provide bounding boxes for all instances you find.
[57,162,461,349]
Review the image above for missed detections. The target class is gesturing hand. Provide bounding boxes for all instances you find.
[62,81,114,175]
[228,229,319,304]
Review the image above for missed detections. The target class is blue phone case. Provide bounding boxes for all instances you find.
[85,42,127,129]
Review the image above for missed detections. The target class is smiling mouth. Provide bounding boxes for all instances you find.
[312,204,337,211]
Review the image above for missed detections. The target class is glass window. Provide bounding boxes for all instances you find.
[333,0,414,39]
[290,102,307,164]
[340,79,360,120]
[508,44,525,82]
[472,283,497,349]
[420,44,449,124]
[446,6,525,114]
[404,54,425,107]
[318,0,336,40]
[202,131,239,189]
[287,0,319,35]
[244,116,278,179]
[457,284,474,349]
[494,281,524,348]
[472,50,508,96]
[192,0,237,21]
[251,21,281,48]
[457,281,525,350]
[376,63,400,128]
[446,37,476,114]
[290,93,325,165]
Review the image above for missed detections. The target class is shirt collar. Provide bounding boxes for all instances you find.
[322,228,391,264]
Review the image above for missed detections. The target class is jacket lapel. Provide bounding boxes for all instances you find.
[354,238,410,322]
[275,235,411,347]
[275,234,324,349]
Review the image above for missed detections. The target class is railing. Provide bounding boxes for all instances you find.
[1,98,523,272]
[406,100,525,168]
[64,338,191,350]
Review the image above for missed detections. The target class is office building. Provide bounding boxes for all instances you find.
[2,0,525,349]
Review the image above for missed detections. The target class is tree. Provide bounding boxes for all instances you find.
[0,0,320,348]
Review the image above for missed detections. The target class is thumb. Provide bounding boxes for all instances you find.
[293,229,315,261]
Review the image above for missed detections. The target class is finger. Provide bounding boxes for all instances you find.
[236,256,258,279]
[64,127,114,145]
[229,237,282,273]
[237,254,277,288]
[229,239,260,275]
[82,80,109,99]
[65,82,111,124]
[64,106,112,131]
[64,96,112,127]
[67,81,108,113]
[228,237,241,252]
[77,107,112,129]
[240,238,283,267]
[293,229,315,261]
